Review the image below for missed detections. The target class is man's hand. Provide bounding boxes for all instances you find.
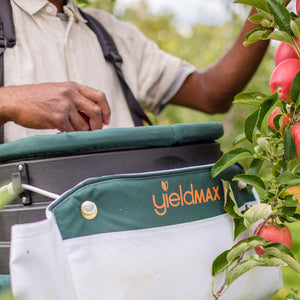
[0,81,111,132]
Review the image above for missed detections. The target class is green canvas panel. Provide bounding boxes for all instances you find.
[0,275,10,291]
[49,163,253,240]
[0,123,223,162]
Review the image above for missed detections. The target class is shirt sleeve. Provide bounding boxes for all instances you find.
[152,60,196,115]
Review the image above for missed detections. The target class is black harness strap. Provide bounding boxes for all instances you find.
[0,0,16,144]
[0,0,16,86]
[79,9,152,126]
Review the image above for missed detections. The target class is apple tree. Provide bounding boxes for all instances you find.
[210,0,300,299]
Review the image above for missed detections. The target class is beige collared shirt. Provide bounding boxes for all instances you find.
[3,0,195,142]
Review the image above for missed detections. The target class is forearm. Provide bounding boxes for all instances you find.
[202,7,270,110]
[0,87,16,127]
[171,7,272,114]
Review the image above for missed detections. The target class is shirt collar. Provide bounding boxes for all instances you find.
[13,0,49,15]
[12,0,85,22]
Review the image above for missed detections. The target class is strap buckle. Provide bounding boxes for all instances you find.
[0,36,7,55]
[105,52,123,69]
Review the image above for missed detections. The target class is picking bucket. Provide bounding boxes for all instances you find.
[0,123,282,299]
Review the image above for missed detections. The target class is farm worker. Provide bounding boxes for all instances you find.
[0,0,275,142]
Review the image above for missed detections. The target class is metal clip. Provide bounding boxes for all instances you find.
[12,163,32,205]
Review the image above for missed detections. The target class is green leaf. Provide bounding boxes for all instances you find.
[243,203,273,227]
[267,0,293,35]
[222,180,244,219]
[285,294,298,300]
[249,13,274,28]
[225,255,286,286]
[249,14,268,25]
[212,250,229,277]
[234,0,269,13]
[296,93,300,108]
[283,195,299,207]
[234,217,248,240]
[272,167,281,178]
[211,148,252,178]
[267,30,293,43]
[233,174,266,190]
[292,19,300,39]
[267,242,295,256]
[264,245,300,273]
[257,8,274,19]
[233,133,247,146]
[273,113,283,131]
[291,20,300,40]
[227,236,268,264]
[233,99,262,106]
[292,213,300,221]
[234,91,266,104]
[243,28,273,46]
[279,159,288,171]
[284,128,296,161]
[257,93,279,134]
[277,171,300,185]
[282,206,297,217]
[290,71,300,103]
[248,158,264,175]
[290,160,300,174]
[245,109,259,142]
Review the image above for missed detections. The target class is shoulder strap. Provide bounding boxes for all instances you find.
[0,0,16,87]
[79,9,152,126]
[0,0,16,143]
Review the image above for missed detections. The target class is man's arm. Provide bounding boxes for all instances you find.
[0,81,111,131]
[169,7,271,114]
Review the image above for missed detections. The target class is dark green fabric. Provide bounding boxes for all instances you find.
[0,123,223,162]
[0,275,10,291]
[49,163,253,240]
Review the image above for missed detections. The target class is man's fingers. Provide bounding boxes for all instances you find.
[68,110,92,132]
[77,84,111,126]
[56,117,76,133]
[84,104,103,131]
[79,112,91,130]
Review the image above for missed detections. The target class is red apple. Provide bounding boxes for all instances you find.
[254,222,292,255]
[268,107,291,131]
[291,122,300,160]
[275,40,300,66]
[297,0,300,15]
[270,58,300,102]
[286,185,300,213]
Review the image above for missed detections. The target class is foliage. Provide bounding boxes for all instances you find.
[210,0,300,298]
[75,0,116,12]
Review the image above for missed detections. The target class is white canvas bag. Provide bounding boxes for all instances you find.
[9,164,282,300]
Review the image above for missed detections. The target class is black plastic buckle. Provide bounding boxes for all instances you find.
[105,52,123,69]
[0,36,7,55]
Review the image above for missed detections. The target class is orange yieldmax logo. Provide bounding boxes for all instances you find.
[152,180,221,216]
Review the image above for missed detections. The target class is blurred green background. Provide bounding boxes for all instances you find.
[80,1,299,298]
